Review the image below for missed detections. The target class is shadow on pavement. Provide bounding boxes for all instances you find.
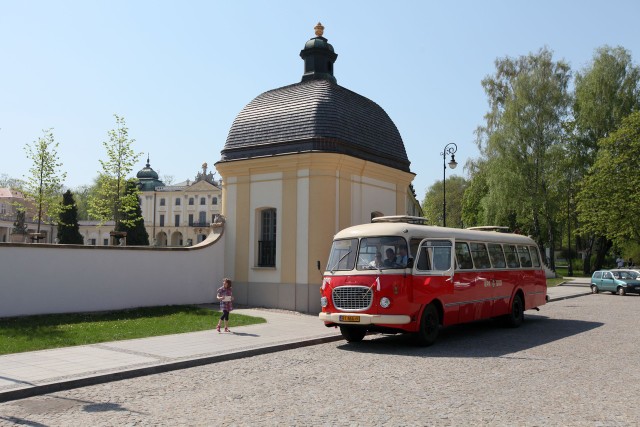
[336,315,603,358]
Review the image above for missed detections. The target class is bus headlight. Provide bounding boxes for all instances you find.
[320,296,328,307]
[380,297,391,308]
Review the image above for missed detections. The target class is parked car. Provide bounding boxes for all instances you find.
[591,270,640,295]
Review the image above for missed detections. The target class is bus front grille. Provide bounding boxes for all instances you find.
[332,286,372,311]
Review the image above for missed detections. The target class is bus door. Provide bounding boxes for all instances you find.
[412,239,456,324]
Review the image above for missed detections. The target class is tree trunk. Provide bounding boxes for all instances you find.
[593,236,612,271]
[582,235,594,275]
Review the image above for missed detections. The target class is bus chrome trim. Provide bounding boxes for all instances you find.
[444,296,510,307]
[319,312,411,325]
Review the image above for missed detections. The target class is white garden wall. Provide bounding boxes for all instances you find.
[0,228,225,318]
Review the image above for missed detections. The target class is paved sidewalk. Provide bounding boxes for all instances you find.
[0,283,592,403]
[550,276,592,300]
[0,308,343,403]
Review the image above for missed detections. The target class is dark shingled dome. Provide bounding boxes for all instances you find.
[219,26,411,173]
[136,158,165,191]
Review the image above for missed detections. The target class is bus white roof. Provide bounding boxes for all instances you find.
[335,218,537,245]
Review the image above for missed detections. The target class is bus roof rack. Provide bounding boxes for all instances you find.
[466,226,511,233]
[371,215,430,225]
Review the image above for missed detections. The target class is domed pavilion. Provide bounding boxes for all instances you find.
[216,23,418,312]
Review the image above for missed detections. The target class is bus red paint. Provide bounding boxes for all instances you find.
[319,216,547,345]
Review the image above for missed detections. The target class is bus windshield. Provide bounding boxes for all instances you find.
[357,236,409,270]
[327,239,358,271]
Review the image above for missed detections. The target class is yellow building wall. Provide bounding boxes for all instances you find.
[215,152,415,312]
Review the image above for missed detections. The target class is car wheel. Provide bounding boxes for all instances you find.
[504,293,524,328]
[415,303,439,346]
[591,285,599,294]
[339,325,367,342]
[618,287,626,296]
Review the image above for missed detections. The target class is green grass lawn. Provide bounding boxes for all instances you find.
[0,305,266,355]
[546,277,565,287]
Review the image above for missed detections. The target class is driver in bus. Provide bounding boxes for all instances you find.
[384,248,398,267]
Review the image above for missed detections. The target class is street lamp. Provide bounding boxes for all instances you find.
[440,143,458,227]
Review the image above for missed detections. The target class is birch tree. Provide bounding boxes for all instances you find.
[88,115,143,230]
[22,129,67,237]
[475,48,571,266]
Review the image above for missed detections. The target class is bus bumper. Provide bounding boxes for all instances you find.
[319,312,411,325]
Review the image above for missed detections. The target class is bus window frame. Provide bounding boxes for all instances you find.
[414,238,455,277]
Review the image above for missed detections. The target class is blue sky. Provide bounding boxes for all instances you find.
[1,1,639,203]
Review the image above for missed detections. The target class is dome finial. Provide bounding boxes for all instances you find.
[314,22,324,37]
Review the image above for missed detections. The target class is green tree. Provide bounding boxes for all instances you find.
[72,184,92,220]
[88,115,143,230]
[422,175,468,228]
[57,190,84,244]
[475,48,571,267]
[22,129,67,238]
[572,46,640,273]
[115,179,149,246]
[576,111,640,247]
[461,159,488,227]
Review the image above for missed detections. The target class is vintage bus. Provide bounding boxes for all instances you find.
[319,216,547,345]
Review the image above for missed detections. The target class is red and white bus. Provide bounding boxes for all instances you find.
[319,216,547,345]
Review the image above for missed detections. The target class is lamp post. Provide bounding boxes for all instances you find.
[440,143,458,227]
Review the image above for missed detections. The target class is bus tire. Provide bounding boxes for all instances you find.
[505,293,524,328]
[339,325,367,342]
[415,303,439,346]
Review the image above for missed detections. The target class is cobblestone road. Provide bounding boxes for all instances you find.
[1,294,639,426]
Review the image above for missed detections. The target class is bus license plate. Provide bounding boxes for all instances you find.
[339,315,360,322]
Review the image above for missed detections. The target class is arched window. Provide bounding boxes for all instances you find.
[258,208,276,267]
[200,197,206,205]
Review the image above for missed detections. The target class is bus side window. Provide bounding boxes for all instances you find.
[528,245,541,267]
[517,245,533,267]
[455,242,474,270]
[410,238,423,260]
[433,247,451,270]
[488,243,506,268]
[504,245,520,268]
[470,242,491,269]
[417,249,431,270]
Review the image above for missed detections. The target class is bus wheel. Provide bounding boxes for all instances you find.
[415,303,439,346]
[339,325,367,342]
[505,293,524,328]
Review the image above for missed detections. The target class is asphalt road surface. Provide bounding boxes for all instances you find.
[1,293,639,426]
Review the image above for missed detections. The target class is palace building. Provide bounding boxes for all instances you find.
[79,160,222,246]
